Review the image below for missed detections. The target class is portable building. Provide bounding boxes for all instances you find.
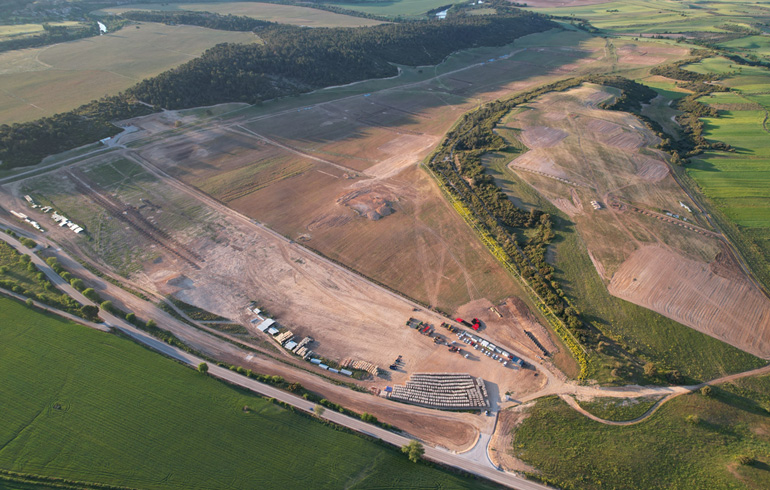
[256,318,275,332]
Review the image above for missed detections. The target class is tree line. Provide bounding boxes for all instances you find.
[119,10,274,32]
[0,9,556,169]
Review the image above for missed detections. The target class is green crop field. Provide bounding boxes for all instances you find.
[0,22,81,39]
[0,296,499,490]
[679,57,770,289]
[514,382,770,490]
[98,2,384,27]
[0,23,256,125]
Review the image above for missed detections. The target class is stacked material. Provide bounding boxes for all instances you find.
[389,373,488,410]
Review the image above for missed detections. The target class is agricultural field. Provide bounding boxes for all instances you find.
[511,382,770,490]
[324,0,457,18]
[0,21,81,39]
[678,60,770,290]
[98,2,385,27]
[524,0,770,35]
[0,23,256,125]
[0,295,501,490]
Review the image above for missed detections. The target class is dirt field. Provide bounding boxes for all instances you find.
[126,32,682,317]
[1,149,546,403]
[504,84,770,358]
[489,405,538,473]
[609,245,770,358]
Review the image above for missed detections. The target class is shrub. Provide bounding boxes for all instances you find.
[198,362,209,374]
[100,300,114,313]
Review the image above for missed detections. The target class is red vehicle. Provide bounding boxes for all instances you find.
[472,323,480,331]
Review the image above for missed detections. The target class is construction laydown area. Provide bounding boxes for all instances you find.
[504,83,770,358]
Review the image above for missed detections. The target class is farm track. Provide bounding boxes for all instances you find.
[610,197,722,238]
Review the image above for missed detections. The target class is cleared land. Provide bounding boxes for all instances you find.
[2,152,543,402]
[129,31,683,316]
[511,382,770,490]
[0,23,256,125]
[98,2,385,27]
[503,83,770,359]
[0,295,500,490]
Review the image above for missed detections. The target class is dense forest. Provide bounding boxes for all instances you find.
[119,10,274,32]
[0,97,154,168]
[0,8,556,169]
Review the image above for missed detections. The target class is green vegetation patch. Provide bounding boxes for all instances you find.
[515,387,770,490]
[167,296,230,322]
[576,395,661,422]
[0,296,498,490]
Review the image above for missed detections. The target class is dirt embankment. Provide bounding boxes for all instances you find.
[609,245,770,358]
[489,405,538,473]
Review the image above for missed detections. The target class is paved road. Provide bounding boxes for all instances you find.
[0,229,552,490]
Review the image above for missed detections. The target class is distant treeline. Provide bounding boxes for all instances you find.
[128,12,556,109]
[0,9,556,169]
[0,97,154,168]
[119,10,274,32]
[0,17,125,53]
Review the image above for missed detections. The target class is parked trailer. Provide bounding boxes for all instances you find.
[456,318,473,328]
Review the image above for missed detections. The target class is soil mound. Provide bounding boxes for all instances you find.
[337,188,394,221]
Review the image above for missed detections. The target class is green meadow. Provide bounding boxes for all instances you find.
[514,383,770,490]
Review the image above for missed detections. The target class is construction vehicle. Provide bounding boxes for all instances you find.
[456,318,473,328]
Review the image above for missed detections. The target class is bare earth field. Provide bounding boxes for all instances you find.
[0,23,257,125]
[505,84,770,358]
[1,152,544,403]
[129,31,683,317]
